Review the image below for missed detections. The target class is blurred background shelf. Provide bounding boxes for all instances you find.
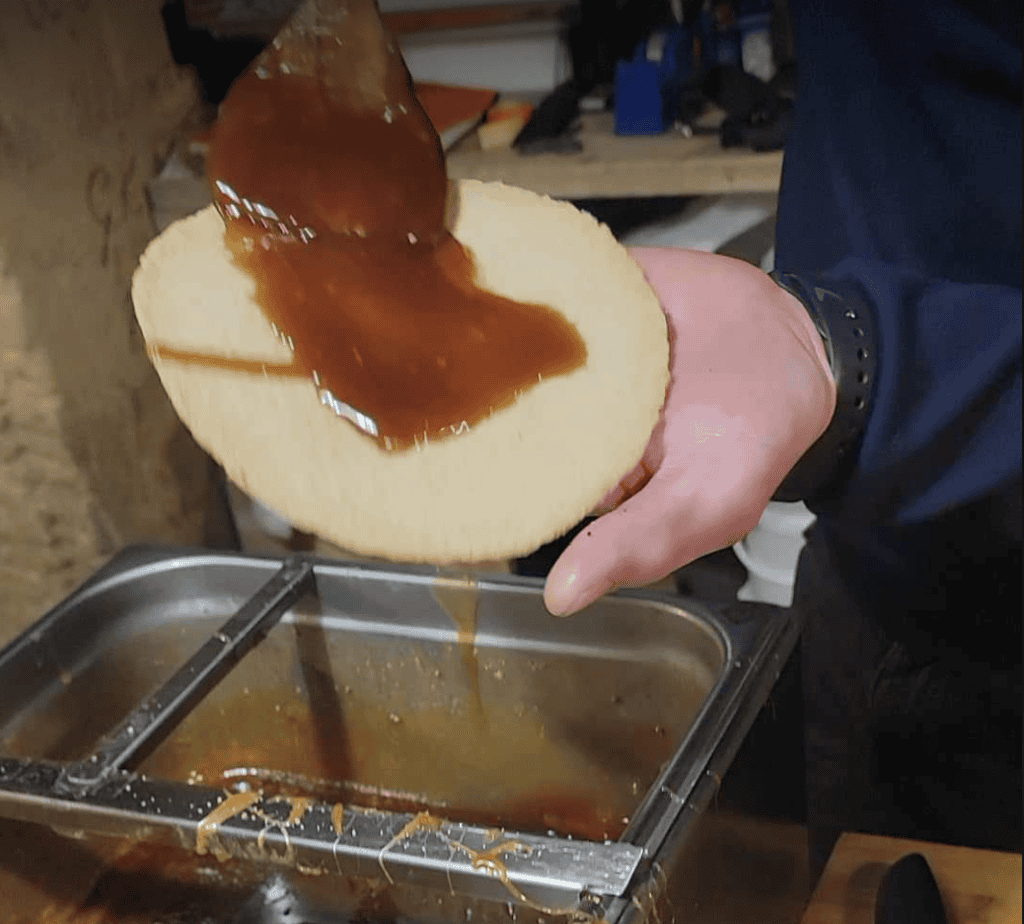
[447,110,783,197]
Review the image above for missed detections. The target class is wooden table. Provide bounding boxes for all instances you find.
[447,111,783,199]
[803,833,1023,924]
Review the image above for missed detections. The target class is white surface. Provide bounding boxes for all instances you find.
[734,501,815,607]
[740,501,815,573]
[378,0,574,96]
[620,194,777,254]
[400,24,571,94]
[734,541,797,607]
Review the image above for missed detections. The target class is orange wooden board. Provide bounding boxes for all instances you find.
[414,83,497,146]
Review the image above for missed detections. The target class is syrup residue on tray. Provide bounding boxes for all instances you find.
[373,810,590,919]
[376,810,444,883]
[0,677,680,923]
[143,680,651,843]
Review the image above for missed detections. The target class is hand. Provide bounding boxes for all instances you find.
[543,247,837,615]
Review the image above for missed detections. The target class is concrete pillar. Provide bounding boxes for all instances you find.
[0,1,235,643]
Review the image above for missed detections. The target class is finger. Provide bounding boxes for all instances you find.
[546,453,770,616]
[544,472,688,615]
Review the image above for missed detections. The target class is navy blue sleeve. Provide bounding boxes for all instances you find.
[774,0,1022,528]
[817,262,1021,525]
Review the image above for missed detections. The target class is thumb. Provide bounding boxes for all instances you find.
[543,474,683,615]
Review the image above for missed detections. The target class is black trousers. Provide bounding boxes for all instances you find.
[795,523,1022,882]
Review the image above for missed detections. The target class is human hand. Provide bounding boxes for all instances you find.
[543,247,836,615]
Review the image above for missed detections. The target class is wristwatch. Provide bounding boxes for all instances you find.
[769,271,879,504]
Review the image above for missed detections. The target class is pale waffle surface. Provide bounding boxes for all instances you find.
[131,180,668,563]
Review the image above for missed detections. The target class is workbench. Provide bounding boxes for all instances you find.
[446,111,784,199]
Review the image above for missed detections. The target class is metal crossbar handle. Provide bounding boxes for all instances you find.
[0,757,644,909]
[55,557,315,797]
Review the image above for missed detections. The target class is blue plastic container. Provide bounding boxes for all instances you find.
[614,26,692,136]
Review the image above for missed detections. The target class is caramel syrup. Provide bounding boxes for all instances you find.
[160,12,586,451]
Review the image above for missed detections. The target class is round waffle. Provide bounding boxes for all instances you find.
[132,180,669,562]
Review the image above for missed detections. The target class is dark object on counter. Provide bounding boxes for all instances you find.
[875,854,950,924]
[703,63,792,150]
[719,104,791,151]
[513,79,584,153]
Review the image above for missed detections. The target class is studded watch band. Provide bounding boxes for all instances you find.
[770,271,879,504]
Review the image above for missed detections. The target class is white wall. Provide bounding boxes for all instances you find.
[399,25,571,94]
[379,0,573,94]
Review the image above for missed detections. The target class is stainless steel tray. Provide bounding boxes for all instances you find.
[0,547,799,923]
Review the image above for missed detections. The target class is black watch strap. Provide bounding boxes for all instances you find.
[770,271,879,503]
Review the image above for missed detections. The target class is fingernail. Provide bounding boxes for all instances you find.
[544,567,584,617]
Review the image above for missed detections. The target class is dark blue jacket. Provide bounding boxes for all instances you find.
[775,0,1021,659]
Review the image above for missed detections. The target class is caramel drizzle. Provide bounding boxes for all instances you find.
[194,790,262,860]
[376,810,444,883]
[149,344,304,378]
[331,801,346,838]
[252,795,314,861]
[373,809,600,920]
